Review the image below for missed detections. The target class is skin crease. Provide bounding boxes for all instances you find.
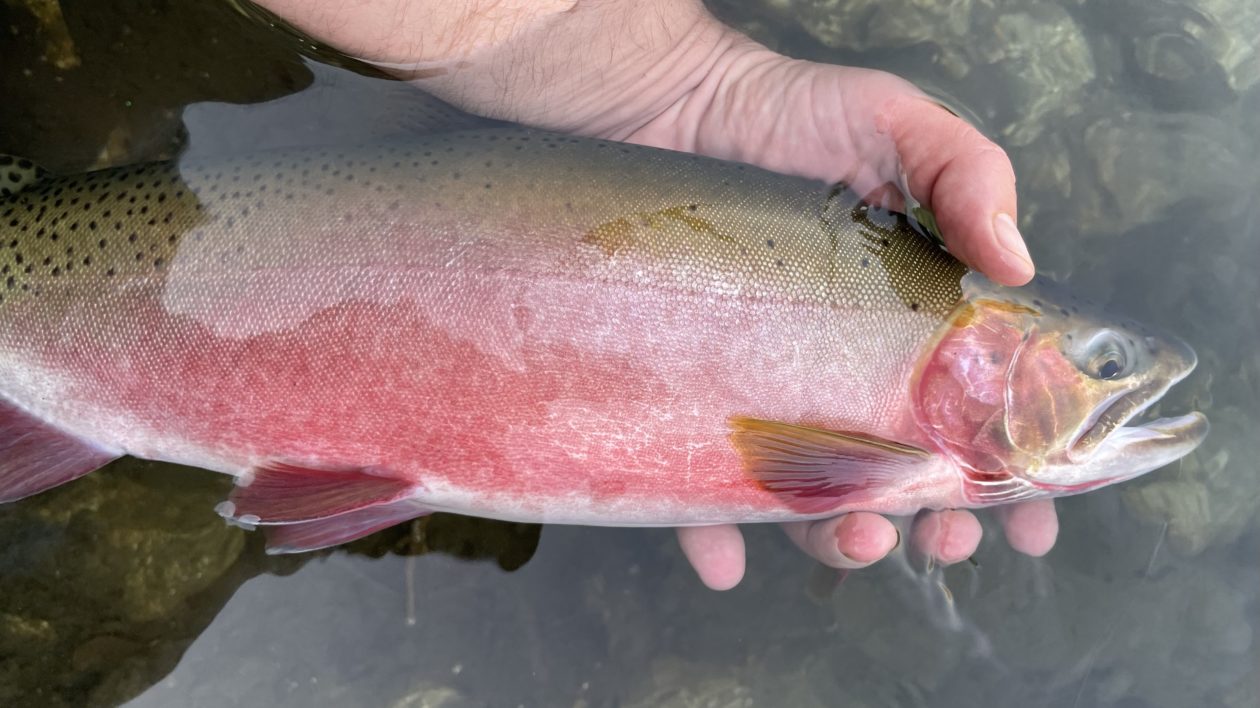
[252,0,1058,590]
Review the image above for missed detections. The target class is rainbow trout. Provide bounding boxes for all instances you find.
[0,131,1206,552]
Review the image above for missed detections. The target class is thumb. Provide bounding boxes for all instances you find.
[873,93,1033,286]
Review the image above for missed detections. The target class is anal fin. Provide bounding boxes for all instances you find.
[0,398,120,503]
[218,462,415,525]
[729,417,930,514]
[264,499,432,554]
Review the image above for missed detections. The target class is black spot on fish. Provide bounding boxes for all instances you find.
[860,257,870,268]
[1059,308,1069,317]
[910,303,921,312]
[989,351,1001,364]
[766,239,775,249]
[775,259,785,268]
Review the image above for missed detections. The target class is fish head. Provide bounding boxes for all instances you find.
[913,273,1207,496]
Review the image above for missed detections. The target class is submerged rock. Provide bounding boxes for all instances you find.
[1093,0,1260,108]
[3,0,79,68]
[0,460,247,707]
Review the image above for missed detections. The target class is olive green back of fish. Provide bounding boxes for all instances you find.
[0,160,199,304]
[0,128,964,322]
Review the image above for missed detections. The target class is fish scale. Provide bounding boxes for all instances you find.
[0,126,1205,553]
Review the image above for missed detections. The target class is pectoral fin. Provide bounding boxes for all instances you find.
[729,417,930,514]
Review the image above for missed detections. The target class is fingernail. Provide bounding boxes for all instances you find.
[993,213,1034,280]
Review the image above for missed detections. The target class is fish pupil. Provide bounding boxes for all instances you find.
[1099,359,1122,380]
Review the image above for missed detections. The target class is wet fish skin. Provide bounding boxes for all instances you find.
[0,128,1205,551]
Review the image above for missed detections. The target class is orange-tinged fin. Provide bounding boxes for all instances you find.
[729,417,930,514]
[0,398,121,502]
[264,499,432,554]
[218,462,414,525]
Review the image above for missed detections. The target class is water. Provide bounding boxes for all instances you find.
[0,0,1257,706]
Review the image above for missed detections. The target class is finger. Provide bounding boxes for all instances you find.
[879,95,1033,287]
[993,499,1059,557]
[782,512,899,569]
[908,509,983,565]
[676,525,746,591]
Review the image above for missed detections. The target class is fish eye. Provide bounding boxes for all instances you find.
[1097,356,1124,380]
[1082,331,1132,381]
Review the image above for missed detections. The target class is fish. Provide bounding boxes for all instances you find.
[0,129,1207,553]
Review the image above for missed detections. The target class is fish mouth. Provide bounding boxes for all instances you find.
[1070,388,1207,459]
[1069,388,1159,458]
[1090,410,1208,480]
[1034,410,1208,493]
[1064,376,1209,483]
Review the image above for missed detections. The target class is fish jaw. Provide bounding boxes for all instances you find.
[1028,412,1208,494]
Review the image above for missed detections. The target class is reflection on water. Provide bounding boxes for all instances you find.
[0,0,1256,706]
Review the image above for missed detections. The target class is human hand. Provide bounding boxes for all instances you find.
[253,0,1059,589]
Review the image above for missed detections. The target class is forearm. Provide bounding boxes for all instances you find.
[254,0,737,139]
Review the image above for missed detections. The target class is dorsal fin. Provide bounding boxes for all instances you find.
[0,156,51,197]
